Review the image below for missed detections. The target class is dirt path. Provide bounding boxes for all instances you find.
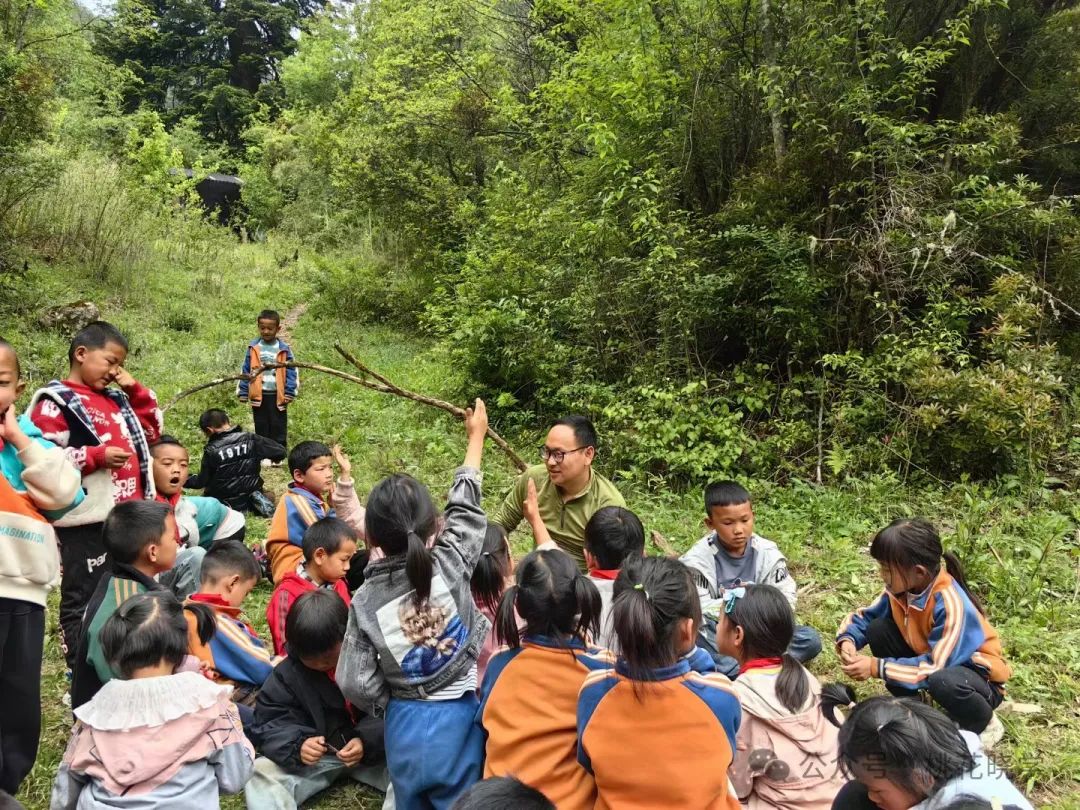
[278,301,308,341]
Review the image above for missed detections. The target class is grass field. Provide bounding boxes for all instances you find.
[9,246,1080,809]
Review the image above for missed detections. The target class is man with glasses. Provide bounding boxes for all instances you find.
[490,415,625,570]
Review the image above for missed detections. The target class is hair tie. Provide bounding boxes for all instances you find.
[481,551,492,557]
[633,582,650,600]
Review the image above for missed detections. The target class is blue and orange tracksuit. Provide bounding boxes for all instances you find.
[185,593,274,688]
[479,636,614,810]
[238,338,297,408]
[577,657,742,810]
[836,568,1011,691]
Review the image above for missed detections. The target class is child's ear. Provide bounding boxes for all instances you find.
[704,515,715,531]
[291,469,304,485]
[675,616,696,652]
[733,624,745,649]
[914,564,932,581]
[313,548,327,565]
[146,543,160,564]
[73,346,88,364]
[15,380,25,397]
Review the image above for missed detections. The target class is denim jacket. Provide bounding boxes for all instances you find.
[337,466,490,714]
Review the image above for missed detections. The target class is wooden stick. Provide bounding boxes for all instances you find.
[331,345,528,471]
[162,359,529,472]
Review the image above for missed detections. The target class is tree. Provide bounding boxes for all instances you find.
[97,0,324,155]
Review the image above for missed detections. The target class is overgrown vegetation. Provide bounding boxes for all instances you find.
[3,0,1080,805]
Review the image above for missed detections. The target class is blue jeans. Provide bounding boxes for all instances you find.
[698,616,823,678]
[384,695,484,810]
[158,546,205,601]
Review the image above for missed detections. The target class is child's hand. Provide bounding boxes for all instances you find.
[523,478,540,526]
[103,447,132,469]
[332,444,352,480]
[300,736,327,765]
[837,639,857,664]
[841,653,876,681]
[113,367,137,389]
[336,738,365,768]
[0,406,30,451]
[464,398,488,441]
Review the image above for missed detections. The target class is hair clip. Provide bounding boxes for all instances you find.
[723,586,746,615]
[481,551,492,557]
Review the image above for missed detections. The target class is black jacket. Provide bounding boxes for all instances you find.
[185,426,285,511]
[251,656,385,771]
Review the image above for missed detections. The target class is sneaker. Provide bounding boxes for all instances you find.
[260,458,273,468]
[980,713,1005,750]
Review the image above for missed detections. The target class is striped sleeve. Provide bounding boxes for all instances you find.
[212,617,275,686]
[880,587,987,692]
[836,590,891,649]
[576,670,618,773]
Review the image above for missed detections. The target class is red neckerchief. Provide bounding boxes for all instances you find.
[739,656,783,675]
[589,569,621,581]
[189,592,257,634]
[154,492,183,545]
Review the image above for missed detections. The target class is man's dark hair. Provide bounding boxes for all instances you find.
[450,777,555,810]
[704,480,751,512]
[286,590,348,660]
[551,415,597,449]
[289,440,332,475]
[584,506,645,570]
[199,540,262,585]
[257,309,281,324]
[102,501,173,564]
[302,517,358,563]
[68,321,128,365]
[199,409,231,431]
[150,435,185,456]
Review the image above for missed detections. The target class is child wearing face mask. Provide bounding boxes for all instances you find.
[836,518,1010,745]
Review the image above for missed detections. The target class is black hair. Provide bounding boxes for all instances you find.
[450,776,555,810]
[68,321,128,365]
[199,408,230,431]
[286,589,348,660]
[819,686,975,797]
[288,440,332,476]
[0,337,20,376]
[471,524,511,614]
[611,557,701,683]
[551,414,597,449]
[150,435,186,456]
[365,473,438,604]
[725,584,809,713]
[258,309,281,324]
[704,480,751,512]
[496,548,601,647]
[302,516,358,563]
[102,501,173,564]
[871,518,984,614]
[585,506,645,570]
[199,540,262,585]
[101,590,214,677]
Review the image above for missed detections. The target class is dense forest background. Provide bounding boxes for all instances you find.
[3,0,1080,804]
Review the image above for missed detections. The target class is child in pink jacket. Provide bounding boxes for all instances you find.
[715,584,845,809]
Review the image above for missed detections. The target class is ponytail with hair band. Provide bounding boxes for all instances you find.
[405,528,434,605]
[495,583,522,647]
[572,571,602,643]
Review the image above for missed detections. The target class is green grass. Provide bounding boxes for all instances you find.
[9,249,1080,808]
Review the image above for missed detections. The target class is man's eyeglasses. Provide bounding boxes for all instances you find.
[539,446,589,464]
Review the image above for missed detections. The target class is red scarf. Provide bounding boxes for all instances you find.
[189,592,257,635]
[739,656,783,675]
[154,491,183,545]
[589,569,621,581]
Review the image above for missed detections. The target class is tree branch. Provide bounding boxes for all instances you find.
[164,355,529,472]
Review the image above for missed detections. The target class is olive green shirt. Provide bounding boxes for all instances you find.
[490,464,626,569]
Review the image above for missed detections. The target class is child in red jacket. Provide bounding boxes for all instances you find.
[267,517,358,656]
[29,321,162,672]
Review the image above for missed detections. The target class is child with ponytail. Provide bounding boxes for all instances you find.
[715,584,844,808]
[836,519,1010,741]
[336,400,489,810]
[470,523,514,681]
[478,548,612,809]
[51,591,253,809]
[820,685,1032,810]
[577,557,742,810]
